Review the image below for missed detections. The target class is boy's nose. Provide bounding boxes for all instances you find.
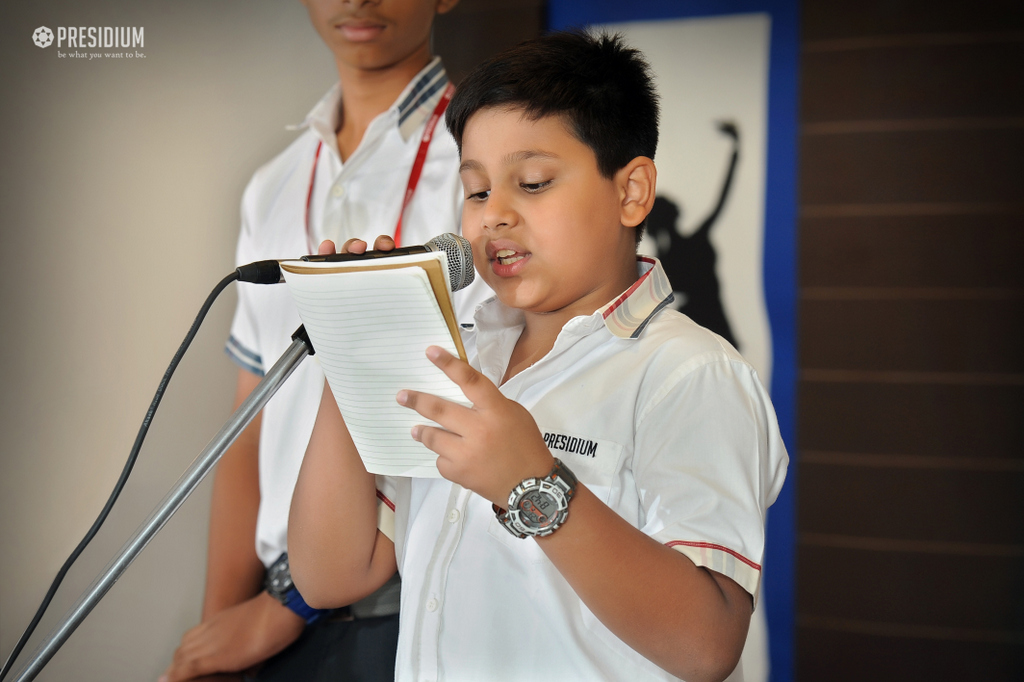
[482,190,517,231]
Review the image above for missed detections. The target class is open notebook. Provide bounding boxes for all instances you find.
[281,252,470,478]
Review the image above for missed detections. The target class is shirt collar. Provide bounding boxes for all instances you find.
[292,56,450,146]
[474,257,675,341]
[599,256,676,339]
[395,56,449,139]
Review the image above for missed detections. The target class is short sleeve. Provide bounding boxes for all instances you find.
[375,474,411,571]
[632,354,788,604]
[375,475,409,541]
[375,476,398,542]
[225,180,265,376]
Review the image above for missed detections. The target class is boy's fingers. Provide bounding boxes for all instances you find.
[411,423,461,454]
[339,235,391,254]
[424,346,495,405]
[397,389,469,431]
[316,239,337,256]
[340,238,367,254]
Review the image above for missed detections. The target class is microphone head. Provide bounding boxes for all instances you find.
[425,233,475,292]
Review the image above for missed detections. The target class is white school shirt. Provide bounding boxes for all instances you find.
[377,257,788,681]
[226,57,491,583]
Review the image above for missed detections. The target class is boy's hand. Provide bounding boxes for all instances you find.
[316,235,395,256]
[397,346,554,507]
[159,592,303,682]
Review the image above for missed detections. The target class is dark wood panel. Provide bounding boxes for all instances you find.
[800,299,1024,373]
[797,464,1024,544]
[434,1,545,84]
[798,382,1024,457]
[802,43,1024,122]
[797,627,1024,682]
[800,129,1024,205]
[797,545,1024,629]
[800,215,1024,288]
[803,0,1024,41]
[799,0,1024,675]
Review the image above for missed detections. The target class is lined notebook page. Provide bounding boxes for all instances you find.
[282,263,469,477]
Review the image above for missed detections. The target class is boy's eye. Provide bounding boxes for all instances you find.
[520,180,552,192]
[467,189,490,201]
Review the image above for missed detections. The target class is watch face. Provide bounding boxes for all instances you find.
[518,489,559,530]
[500,461,576,538]
[267,558,293,596]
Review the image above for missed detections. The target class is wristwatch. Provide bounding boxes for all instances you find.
[265,552,325,624]
[494,459,578,538]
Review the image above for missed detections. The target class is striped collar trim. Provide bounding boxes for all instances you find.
[294,57,449,143]
[600,257,675,339]
[396,57,449,140]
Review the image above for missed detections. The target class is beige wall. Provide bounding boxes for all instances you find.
[0,2,335,679]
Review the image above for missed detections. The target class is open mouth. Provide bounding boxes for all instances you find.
[495,248,526,266]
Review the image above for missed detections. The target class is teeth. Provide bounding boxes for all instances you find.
[495,248,524,266]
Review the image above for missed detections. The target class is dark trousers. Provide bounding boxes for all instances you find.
[252,612,399,682]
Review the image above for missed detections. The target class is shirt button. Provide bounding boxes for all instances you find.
[331,185,345,198]
[426,598,439,612]
[447,509,460,523]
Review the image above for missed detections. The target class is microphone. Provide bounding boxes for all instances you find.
[236,233,475,292]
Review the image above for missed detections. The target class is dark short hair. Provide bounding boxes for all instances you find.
[445,30,660,179]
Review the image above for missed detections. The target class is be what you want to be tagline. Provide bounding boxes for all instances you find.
[32,25,147,60]
[59,49,146,60]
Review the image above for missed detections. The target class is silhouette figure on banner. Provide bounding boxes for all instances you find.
[648,121,740,348]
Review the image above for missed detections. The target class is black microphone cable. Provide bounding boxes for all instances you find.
[0,269,244,681]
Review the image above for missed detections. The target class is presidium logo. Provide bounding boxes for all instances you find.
[32,24,146,59]
[33,26,53,48]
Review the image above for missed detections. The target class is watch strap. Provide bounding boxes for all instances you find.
[548,457,578,494]
[264,552,326,625]
[493,503,525,539]
[281,586,326,624]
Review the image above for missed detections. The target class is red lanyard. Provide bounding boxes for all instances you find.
[304,83,455,253]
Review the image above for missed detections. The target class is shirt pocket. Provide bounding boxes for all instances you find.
[538,428,624,506]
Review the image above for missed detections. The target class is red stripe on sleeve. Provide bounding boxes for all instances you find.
[375,489,396,512]
[666,540,761,571]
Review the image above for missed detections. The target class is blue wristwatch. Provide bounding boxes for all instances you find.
[265,553,325,624]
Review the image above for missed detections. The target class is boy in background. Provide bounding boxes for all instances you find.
[162,1,490,680]
[289,31,788,682]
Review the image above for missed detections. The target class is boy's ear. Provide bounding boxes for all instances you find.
[617,157,657,229]
[436,0,461,15]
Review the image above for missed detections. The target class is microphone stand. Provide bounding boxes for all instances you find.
[11,327,315,682]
